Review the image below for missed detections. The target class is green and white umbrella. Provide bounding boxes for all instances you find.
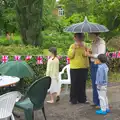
[0,61,35,78]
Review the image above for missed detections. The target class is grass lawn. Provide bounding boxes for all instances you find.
[43,48,64,55]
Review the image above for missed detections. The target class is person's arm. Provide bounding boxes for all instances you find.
[96,67,104,86]
[46,60,50,76]
[88,43,106,58]
[68,44,76,59]
[56,59,59,82]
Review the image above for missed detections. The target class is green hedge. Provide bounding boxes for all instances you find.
[0,45,69,55]
[109,58,120,72]
[0,45,43,55]
[0,55,120,94]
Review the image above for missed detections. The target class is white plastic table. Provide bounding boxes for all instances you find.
[0,76,20,87]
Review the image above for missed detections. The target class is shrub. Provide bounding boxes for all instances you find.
[0,45,43,55]
[0,35,22,46]
[0,54,120,94]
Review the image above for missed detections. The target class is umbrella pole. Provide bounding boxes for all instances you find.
[17,78,24,93]
[13,78,24,118]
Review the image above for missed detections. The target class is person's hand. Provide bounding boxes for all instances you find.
[84,51,90,57]
[88,48,92,54]
[85,47,92,53]
[72,43,77,50]
[94,59,99,64]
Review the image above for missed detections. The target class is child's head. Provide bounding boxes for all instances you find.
[97,54,107,64]
[49,47,57,57]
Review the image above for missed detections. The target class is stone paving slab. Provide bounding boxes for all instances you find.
[15,86,120,120]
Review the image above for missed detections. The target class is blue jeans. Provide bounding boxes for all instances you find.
[91,62,99,106]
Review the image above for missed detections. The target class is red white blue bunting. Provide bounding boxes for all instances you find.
[37,56,43,64]
[1,52,120,64]
[2,56,8,63]
[14,55,21,61]
[25,56,32,61]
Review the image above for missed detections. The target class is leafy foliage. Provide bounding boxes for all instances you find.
[0,45,43,55]
[107,36,120,50]
[0,0,17,33]
[0,0,120,47]
[59,0,120,40]
[16,0,44,46]
[59,0,90,17]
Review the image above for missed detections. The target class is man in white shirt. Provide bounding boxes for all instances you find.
[86,33,106,107]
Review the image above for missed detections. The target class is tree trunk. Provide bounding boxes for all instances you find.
[16,0,43,46]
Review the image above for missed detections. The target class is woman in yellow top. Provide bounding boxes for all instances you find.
[68,33,89,104]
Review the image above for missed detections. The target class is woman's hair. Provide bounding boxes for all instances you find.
[49,47,57,57]
[74,33,84,41]
[93,33,100,36]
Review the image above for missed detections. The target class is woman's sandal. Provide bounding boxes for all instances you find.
[47,100,54,104]
[56,96,60,102]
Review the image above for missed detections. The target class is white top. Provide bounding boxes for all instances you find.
[0,76,20,87]
[46,57,59,79]
[46,57,59,94]
[91,37,106,62]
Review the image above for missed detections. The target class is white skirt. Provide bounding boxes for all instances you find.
[48,78,59,94]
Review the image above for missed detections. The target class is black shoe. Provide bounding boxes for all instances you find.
[70,102,78,105]
[90,104,97,107]
[78,100,89,104]
[70,100,77,105]
[56,96,60,102]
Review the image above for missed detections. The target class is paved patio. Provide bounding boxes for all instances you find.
[15,85,120,120]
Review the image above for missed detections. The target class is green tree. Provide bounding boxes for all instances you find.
[59,0,120,40]
[59,0,91,17]
[16,0,44,46]
[92,0,120,40]
[42,0,57,30]
[0,0,17,33]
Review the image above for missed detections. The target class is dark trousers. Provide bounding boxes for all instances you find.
[70,68,88,103]
[90,62,99,106]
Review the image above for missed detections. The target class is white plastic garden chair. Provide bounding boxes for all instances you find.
[58,64,71,94]
[0,91,22,120]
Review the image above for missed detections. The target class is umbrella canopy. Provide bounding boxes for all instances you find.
[0,61,35,78]
[64,17,109,33]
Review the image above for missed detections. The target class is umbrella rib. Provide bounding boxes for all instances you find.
[72,24,79,32]
[64,24,75,32]
[2,62,15,75]
[87,22,92,33]
[72,22,84,32]
[92,24,101,32]
[100,25,107,32]
[22,62,34,76]
[80,22,85,33]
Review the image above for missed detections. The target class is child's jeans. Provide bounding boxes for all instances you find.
[97,85,109,111]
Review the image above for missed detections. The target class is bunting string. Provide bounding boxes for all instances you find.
[0,52,120,64]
